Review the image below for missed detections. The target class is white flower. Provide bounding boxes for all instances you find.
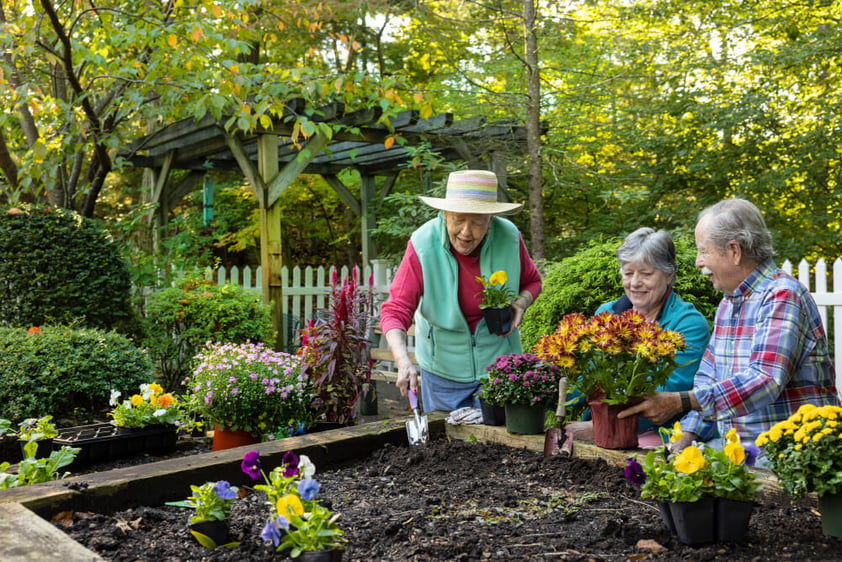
[298,455,316,479]
[109,390,121,407]
[140,383,153,400]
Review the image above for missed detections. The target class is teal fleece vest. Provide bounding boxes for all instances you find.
[411,214,523,383]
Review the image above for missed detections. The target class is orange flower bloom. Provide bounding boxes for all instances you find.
[27,326,41,335]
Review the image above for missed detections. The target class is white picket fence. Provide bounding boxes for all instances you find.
[205,258,842,393]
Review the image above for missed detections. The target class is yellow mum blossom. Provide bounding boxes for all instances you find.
[813,432,825,442]
[724,441,746,465]
[756,433,769,447]
[130,394,144,406]
[489,270,508,285]
[796,404,817,415]
[149,383,164,395]
[674,446,706,474]
[669,422,683,443]
[277,494,304,518]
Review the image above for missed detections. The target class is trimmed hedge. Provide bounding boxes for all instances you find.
[520,235,721,352]
[143,275,275,390]
[0,205,132,330]
[0,326,153,422]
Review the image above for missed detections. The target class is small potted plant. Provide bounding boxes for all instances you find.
[185,480,240,549]
[756,404,842,539]
[108,383,183,430]
[16,415,59,459]
[242,449,346,560]
[533,310,686,448]
[186,341,313,450]
[478,353,561,434]
[624,424,761,545]
[475,270,517,335]
[299,268,374,427]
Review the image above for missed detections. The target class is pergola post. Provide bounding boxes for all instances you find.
[257,133,286,352]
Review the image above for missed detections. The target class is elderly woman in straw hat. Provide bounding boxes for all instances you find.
[379,170,542,414]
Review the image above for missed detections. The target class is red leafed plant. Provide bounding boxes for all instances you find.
[298,267,375,425]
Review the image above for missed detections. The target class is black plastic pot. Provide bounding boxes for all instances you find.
[53,423,178,470]
[187,519,229,547]
[668,498,716,545]
[479,400,506,426]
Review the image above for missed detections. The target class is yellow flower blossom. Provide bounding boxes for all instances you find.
[669,422,683,443]
[674,446,706,474]
[149,383,164,395]
[277,494,304,518]
[489,270,508,286]
[725,428,738,444]
[724,441,746,465]
[130,394,144,406]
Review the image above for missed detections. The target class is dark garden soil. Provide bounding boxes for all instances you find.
[53,436,842,561]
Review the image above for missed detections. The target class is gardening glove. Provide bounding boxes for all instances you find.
[446,407,483,425]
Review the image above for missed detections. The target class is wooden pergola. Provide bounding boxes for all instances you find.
[120,99,537,350]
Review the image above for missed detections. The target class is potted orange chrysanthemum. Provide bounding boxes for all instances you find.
[533,310,686,448]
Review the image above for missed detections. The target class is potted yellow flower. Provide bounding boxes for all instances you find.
[756,404,842,539]
[625,424,761,545]
[475,270,517,335]
[533,310,686,448]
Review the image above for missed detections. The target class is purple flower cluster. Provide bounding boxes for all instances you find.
[480,353,561,407]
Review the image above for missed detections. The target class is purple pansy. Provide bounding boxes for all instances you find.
[282,450,300,478]
[623,458,646,486]
[241,450,262,480]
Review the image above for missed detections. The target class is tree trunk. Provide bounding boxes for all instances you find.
[523,0,545,260]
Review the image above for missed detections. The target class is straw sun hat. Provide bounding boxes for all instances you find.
[419,170,523,215]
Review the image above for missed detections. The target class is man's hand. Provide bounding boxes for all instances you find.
[618,392,684,426]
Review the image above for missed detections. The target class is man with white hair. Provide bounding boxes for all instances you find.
[620,198,840,454]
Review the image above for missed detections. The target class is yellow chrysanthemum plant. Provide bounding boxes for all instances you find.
[626,424,762,503]
[756,404,842,499]
[108,382,184,428]
[533,309,686,405]
[475,270,517,310]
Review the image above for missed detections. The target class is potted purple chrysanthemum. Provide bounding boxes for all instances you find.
[186,342,314,450]
[478,353,560,435]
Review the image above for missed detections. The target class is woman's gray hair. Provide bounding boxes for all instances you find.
[697,198,774,262]
[616,227,676,279]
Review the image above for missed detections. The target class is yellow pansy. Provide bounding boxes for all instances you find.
[669,421,683,443]
[277,494,304,518]
[130,394,144,406]
[674,446,706,474]
[149,382,164,395]
[724,441,746,465]
[725,428,738,444]
[489,270,508,286]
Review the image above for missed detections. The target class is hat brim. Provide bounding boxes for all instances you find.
[419,196,523,215]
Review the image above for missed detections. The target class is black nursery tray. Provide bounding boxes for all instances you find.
[53,423,178,468]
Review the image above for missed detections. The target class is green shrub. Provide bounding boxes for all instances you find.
[143,274,275,390]
[0,326,153,422]
[520,235,721,351]
[0,205,132,331]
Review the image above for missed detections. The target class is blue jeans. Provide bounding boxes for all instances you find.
[420,369,480,413]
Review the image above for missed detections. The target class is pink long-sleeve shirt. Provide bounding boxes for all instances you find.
[380,235,542,334]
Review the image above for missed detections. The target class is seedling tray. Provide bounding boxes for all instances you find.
[53,423,178,468]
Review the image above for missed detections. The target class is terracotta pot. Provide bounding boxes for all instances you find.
[504,403,545,434]
[482,306,512,335]
[211,424,260,451]
[587,393,641,449]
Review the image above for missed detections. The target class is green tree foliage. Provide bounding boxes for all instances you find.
[520,235,721,352]
[0,325,152,422]
[0,205,132,331]
[143,275,274,390]
[0,0,421,216]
